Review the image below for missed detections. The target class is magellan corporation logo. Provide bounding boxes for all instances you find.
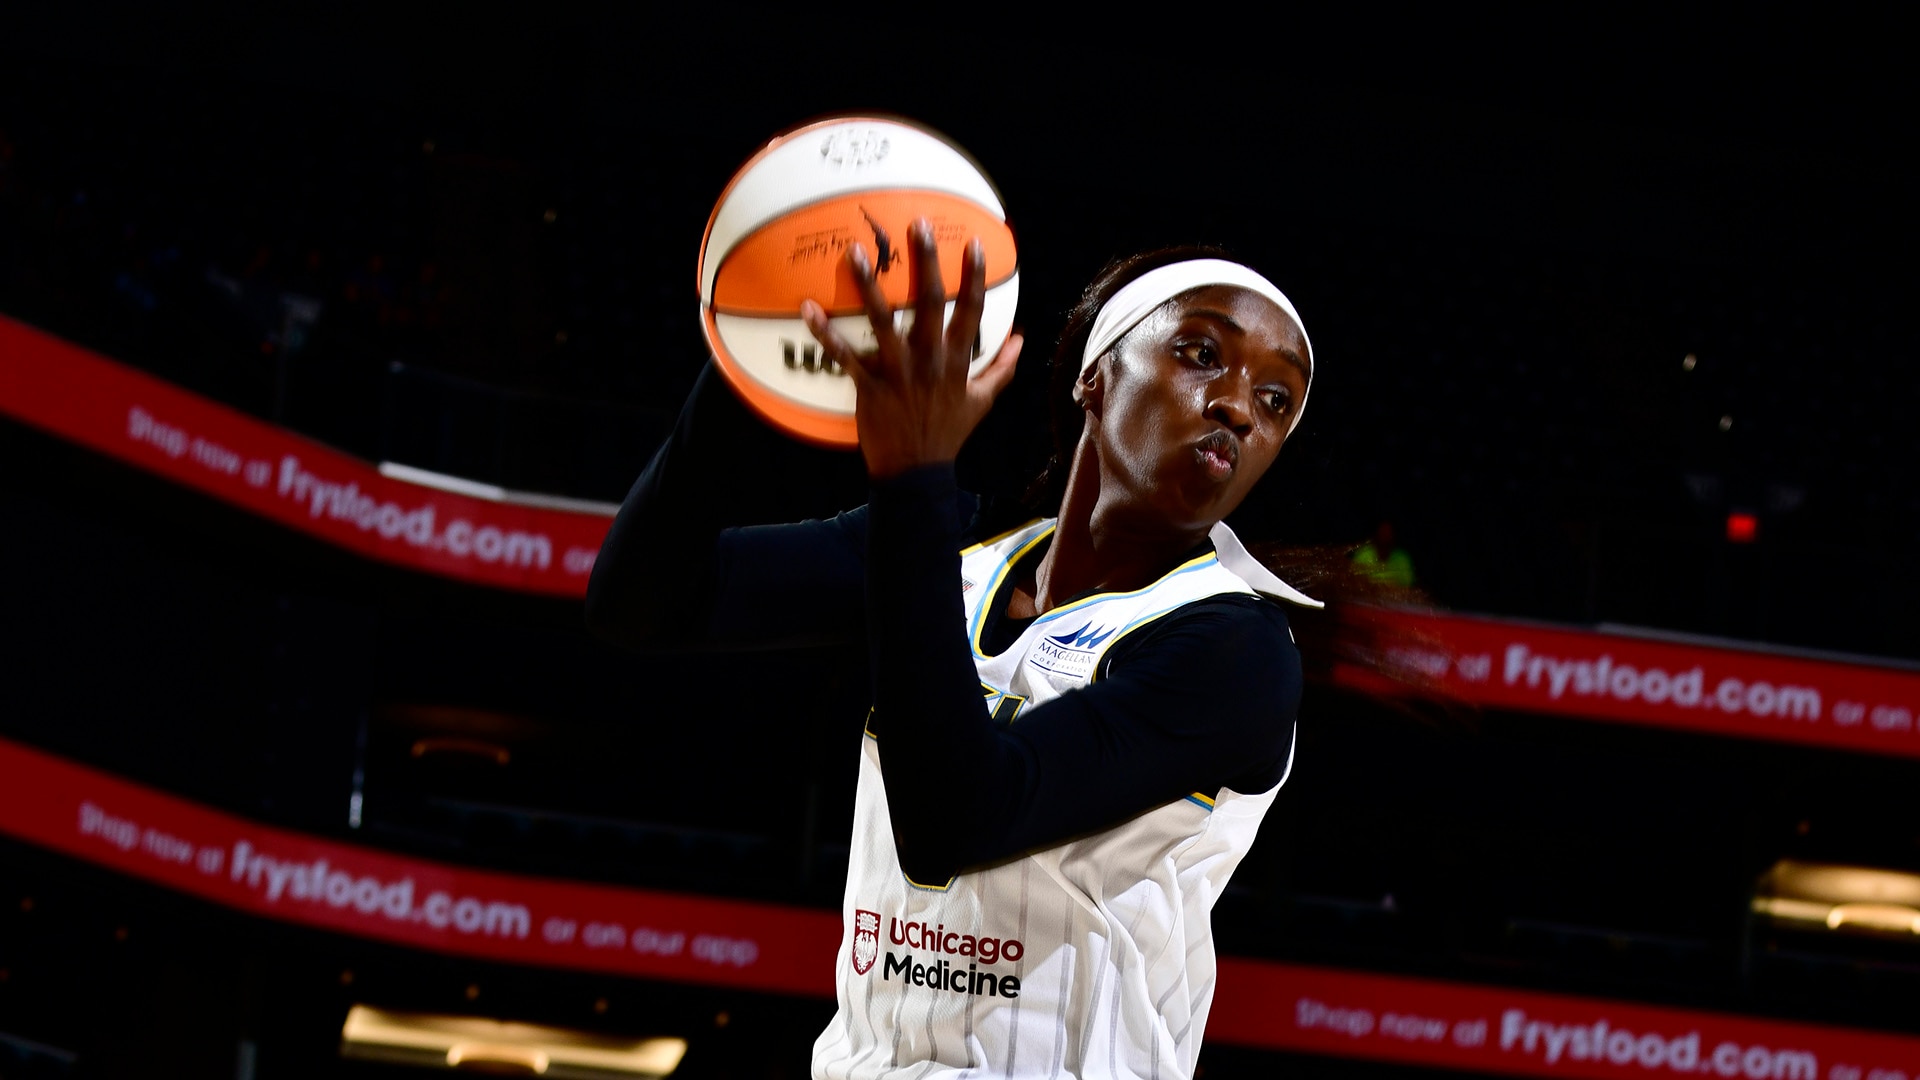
[850,908,1025,999]
[1027,623,1118,680]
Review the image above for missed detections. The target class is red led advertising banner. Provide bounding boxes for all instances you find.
[1212,959,1920,1079]
[4,314,1919,760]
[6,736,1920,1075]
[0,315,612,596]
[1335,609,1920,761]
[0,737,840,996]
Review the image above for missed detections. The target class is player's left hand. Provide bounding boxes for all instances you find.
[801,220,1022,479]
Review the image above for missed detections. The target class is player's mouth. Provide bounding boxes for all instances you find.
[1195,431,1239,480]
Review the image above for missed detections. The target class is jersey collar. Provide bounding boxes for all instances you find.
[1208,521,1324,608]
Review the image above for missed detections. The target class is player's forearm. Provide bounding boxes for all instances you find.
[588,363,883,653]
[864,464,1019,881]
[584,364,764,650]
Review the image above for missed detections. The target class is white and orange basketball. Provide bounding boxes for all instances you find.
[698,116,1020,447]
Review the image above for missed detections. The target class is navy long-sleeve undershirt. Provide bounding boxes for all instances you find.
[586,364,1302,882]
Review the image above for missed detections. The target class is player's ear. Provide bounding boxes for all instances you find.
[1073,357,1105,415]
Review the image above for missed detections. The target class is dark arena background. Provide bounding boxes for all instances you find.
[2,12,1918,1079]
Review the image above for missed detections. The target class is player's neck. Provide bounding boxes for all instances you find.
[1030,442,1209,614]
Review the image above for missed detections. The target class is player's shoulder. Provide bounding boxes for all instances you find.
[1099,591,1303,754]
[1110,591,1299,669]
[1167,591,1296,637]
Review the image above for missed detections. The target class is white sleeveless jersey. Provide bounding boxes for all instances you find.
[811,519,1297,1080]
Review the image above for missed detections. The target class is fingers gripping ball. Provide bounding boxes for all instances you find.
[698,116,1020,447]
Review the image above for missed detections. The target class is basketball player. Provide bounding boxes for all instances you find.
[588,223,1316,1078]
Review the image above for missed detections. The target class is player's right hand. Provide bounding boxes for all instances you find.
[801,220,1022,480]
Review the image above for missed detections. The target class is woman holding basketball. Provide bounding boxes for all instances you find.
[589,222,1315,1078]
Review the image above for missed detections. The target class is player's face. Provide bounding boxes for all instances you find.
[1081,285,1309,532]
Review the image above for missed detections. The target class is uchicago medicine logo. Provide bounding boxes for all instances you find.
[850,910,880,975]
[848,907,1026,999]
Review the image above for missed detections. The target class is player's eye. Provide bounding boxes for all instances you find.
[1261,386,1293,413]
[1174,339,1218,367]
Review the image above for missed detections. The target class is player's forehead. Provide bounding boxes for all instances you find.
[1149,285,1310,376]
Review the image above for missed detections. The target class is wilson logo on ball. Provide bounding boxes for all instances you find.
[780,339,843,375]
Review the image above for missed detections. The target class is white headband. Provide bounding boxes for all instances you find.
[1080,259,1313,431]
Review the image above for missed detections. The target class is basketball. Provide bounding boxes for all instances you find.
[697,116,1020,447]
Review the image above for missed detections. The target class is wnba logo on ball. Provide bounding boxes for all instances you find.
[850,910,880,974]
[819,129,890,167]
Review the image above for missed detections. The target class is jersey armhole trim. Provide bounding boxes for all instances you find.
[960,518,1047,557]
[968,524,1057,659]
